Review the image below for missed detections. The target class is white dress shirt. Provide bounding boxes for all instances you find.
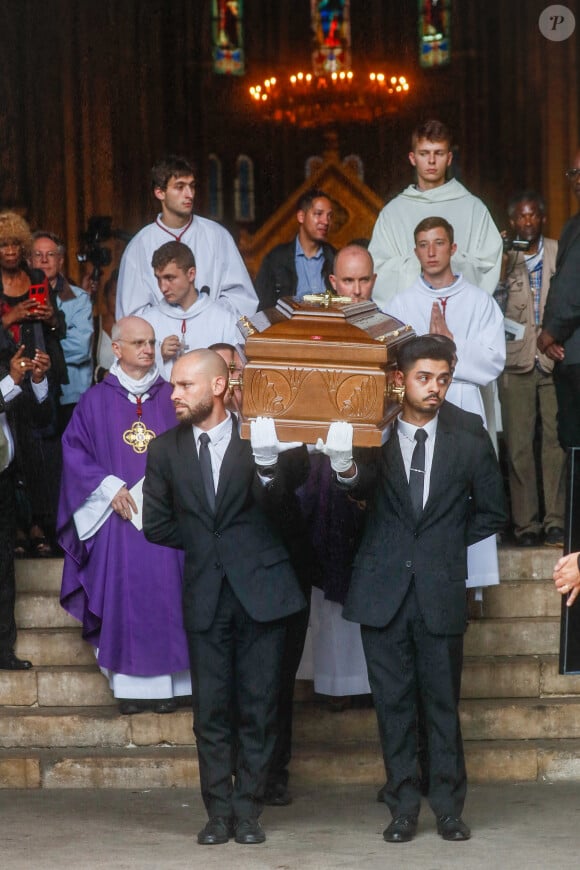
[193,412,234,490]
[395,413,439,508]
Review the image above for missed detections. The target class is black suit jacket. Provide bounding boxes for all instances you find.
[342,402,507,636]
[542,211,580,365]
[143,417,307,632]
[254,238,336,310]
[0,330,53,469]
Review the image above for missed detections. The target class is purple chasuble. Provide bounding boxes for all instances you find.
[57,374,188,676]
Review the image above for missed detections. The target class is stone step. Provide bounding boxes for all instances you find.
[15,593,78,629]
[461,655,580,699]
[293,697,580,744]
[3,738,580,789]
[13,582,561,631]
[497,546,560,581]
[0,667,115,708]
[6,548,573,797]
[15,558,63,593]
[4,696,580,750]
[13,548,558,597]
[464,616,560,656]
[459,697,580,741]
[15,629,97,667]
[292,738,580,787]
[2,655,580,710]
[482,580,559,618]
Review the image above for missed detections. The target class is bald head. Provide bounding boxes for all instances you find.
[176,348,229,380]
[111,315,154,343]
[330,245,376,301]
[171,349,229,428]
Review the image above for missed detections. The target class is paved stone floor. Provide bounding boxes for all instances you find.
[1,781,579,869]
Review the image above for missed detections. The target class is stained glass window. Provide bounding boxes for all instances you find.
[234,155,255,223]
[208,154,223,221]
[418,0,451,69]
[212,0,245,75]
[311,0,351,76]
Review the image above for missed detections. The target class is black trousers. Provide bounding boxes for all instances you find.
[361,582,466,819]
[553,362,580,449]
[187,579,286,821]
[267,585,311,789]
[0,466,17,655]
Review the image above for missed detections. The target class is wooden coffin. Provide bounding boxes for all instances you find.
[238,295,415,446]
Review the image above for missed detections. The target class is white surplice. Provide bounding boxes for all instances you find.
[369,178,503,310]
[117,214,257,319]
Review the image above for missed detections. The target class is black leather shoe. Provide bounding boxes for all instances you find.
[544,527,564,548]
[118,700,143,715]
[263,781,292,806]
[436,815,471,841]
[197,817,233,845]
[0,653,32,670]
[153,698,178,714]
[515,532,541,547]
[383,815,418,843]
[234,818,266,844]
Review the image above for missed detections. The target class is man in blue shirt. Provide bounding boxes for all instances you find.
[31,231,94,433]
[255,188,335,309]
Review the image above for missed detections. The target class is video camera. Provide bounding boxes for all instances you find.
[76,216,131,282]
[502,237,530,254]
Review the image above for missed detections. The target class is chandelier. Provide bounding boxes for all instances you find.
[248,70,410,128]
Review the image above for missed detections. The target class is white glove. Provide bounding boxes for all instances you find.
[250,416,303,467]
[315,422,354,473]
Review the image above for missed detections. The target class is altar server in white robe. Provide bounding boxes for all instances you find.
[369,119,502,310]
[387,216,505,591]
[136,241,241,380]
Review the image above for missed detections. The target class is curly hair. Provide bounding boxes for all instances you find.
[0,211,32,257]
[151,156,196,192]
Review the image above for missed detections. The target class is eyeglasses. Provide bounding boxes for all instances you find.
[115,338,156,349]
[31,250,61,260]
[565,169,580,180]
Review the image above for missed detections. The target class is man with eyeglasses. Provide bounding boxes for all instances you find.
[538,153,580,449]
[58,315,191,715]
[31,232,94,433]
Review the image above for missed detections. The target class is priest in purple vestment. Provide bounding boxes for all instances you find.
[57,316,190,714]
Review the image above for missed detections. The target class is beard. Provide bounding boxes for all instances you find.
[175,394,214,426]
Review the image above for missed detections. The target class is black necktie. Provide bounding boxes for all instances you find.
[409,428,428,519]
[198,432,215,512]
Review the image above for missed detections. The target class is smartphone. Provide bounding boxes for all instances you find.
[29,280,48,308]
